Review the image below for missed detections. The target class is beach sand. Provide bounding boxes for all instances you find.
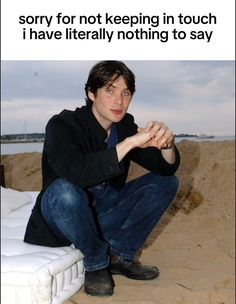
[1,141,235,304]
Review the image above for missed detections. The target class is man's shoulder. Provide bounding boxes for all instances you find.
[48,106,87,126]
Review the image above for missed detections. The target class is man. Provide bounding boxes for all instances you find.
[24,61,180,296]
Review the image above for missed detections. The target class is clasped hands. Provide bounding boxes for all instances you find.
[132,121,175,150]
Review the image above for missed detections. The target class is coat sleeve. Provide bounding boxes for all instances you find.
[44,119,122,188]
[129,145,180,176]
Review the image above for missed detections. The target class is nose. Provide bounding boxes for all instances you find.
[114,92,123,105]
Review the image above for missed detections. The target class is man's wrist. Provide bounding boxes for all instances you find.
[126,136,138,149]
[160,143,176,164]
[116,137,135,162]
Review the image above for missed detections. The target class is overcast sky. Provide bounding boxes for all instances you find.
[1,60,235,135]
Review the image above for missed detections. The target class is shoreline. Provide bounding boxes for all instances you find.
[1,140,44,144]
[1,134,235,145]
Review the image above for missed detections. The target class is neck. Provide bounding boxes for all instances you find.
[103,121,113,133]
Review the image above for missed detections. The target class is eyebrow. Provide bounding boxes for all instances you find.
[105,83,129,90]
[105,84,116,88]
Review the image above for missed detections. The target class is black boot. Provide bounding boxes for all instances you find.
[109,254,159,280]
[84,268,115,296]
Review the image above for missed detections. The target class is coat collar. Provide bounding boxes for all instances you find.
[74,105,134,146]
[74,105,108,146]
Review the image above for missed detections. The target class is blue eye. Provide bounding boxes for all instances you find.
[105,88,113,95]
[123,91,131,96]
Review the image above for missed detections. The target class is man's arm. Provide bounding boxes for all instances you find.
[116,121,176,164]
[116,123,157,162]
[116,119,180,176]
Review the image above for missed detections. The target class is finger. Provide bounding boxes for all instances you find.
[158,130,174,148]
[166,134,175,146]
[162,140,173,149]
[152,122,163,134]
[154,124,167,142]
[144,121,154,132]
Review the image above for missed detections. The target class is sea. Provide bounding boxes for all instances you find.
[1,136,235,155]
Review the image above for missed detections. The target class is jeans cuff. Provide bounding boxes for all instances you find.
[109,241,135,261]
[84,255,110,272]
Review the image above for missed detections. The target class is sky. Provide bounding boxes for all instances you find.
[1,60,235,136]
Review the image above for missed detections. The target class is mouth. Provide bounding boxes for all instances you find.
[111,109,123,115]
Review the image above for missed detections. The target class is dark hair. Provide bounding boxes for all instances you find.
[85,61,136,105]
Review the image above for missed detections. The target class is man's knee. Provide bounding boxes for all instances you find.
[148,173,179,201]
[46,178,88,210]
[149,173,179,188]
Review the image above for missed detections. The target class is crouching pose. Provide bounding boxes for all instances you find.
[24,61,180,296]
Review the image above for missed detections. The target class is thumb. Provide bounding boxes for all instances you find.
[144,121,154,132]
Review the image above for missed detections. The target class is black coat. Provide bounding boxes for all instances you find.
[24,105,180,247]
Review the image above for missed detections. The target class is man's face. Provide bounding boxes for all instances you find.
[89,76,132,129]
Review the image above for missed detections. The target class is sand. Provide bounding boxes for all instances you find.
[1,141,235,304]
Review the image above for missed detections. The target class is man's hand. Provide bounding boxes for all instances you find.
[129,122,158,148]
[137,121,175,149]
[116,121,175,163]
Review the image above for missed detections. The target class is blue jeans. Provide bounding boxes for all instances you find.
[41,173,179,271]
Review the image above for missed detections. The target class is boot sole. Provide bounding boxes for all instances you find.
[110,269,159,280]
[84,287,114,296]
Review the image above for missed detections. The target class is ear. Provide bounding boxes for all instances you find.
[88,91,95,102]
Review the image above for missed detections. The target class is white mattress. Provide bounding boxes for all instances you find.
[1,191,85,304]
